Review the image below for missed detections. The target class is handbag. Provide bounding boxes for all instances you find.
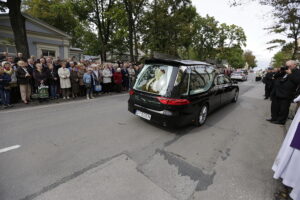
[4,85,11,90]
[38,84,49,99]
[94,84,102,92]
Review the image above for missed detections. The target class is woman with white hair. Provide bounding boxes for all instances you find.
[58,62,71,99]
[16,60,32,104]
[102,65,112,94]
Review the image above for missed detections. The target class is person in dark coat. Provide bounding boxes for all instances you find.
[14,52,25,63]
[70,66,80,98]
[33,63,48,87]
[27,58,36,93]
[48,64,59,99]
[33,63,49,102]
[16,61,32,104]
[267,60,300,125]
[121,63,129,91]
[0,66,12,108]
[0,52,8,62]
[263,68,274,99]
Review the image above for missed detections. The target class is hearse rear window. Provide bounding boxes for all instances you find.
[134,64,174,96]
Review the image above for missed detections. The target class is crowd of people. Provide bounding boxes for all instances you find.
[262,60,300,200]
[0,52,143,108]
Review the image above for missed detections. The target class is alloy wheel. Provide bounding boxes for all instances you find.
[199,105,208,125]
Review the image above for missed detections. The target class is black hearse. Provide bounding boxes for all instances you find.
[128,58,239,127]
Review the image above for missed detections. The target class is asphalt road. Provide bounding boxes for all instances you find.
[0,75,284,200]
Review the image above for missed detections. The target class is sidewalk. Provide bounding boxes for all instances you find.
[0,91,128,112]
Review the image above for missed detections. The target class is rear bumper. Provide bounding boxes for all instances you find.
[128,101,193,127]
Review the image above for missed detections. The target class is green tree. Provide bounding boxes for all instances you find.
[264,0,300,59]
[123,0,147,62]
[71,0,122,61]
[192,15,219,60]
[141,0,197,56]
[219,46,246,69]
[243,50,257,68]
[230,0,300,59]
[22,0,87,48]
[272,43,294,68]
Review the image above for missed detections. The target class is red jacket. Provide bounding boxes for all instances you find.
[113,72,123,84]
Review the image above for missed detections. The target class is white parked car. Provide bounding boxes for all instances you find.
[230,72,247,81]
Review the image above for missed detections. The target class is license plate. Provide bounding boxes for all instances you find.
[135,110,151,120]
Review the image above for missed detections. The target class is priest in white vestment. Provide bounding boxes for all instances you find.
[272,95,300,200]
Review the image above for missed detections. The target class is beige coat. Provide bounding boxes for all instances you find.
[58,67,71,89]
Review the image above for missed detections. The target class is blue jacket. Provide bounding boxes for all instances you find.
[0,73,11,89]
[83,73,93,84]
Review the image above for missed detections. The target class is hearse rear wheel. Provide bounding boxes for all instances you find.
[195,104,208,127]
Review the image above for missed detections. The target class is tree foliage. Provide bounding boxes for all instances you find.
[230,0,300,59]
[141,0,198,56]
[272,43,294,68]
[2,0,251,66]
[243,50,257,68]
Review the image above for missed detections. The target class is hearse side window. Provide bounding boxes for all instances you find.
[189,66,215,95]
[217,76,225,85]
[133,64,174,96]
[174,67,189,96]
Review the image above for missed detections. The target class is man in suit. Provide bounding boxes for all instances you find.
[267,60,300,125]
[0,52,8,62]
[14,52,25,63]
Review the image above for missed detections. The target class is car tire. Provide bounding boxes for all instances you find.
[195,104,209,127]
[232,90,239,103]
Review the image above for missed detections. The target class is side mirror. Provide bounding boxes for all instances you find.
[233,80,238,84]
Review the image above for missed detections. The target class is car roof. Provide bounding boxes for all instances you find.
[145,58,212,66]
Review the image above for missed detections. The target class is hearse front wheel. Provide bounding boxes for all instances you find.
[232,90,239,103]
[195,104,208,127]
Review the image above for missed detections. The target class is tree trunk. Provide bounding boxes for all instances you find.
[292,36,298,60]
[133,24,139,62]
[7,0,30,59]
[124,0,134,62]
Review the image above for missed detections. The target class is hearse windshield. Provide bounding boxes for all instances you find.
[133,64,174,96]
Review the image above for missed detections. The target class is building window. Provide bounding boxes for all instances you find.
[42,49,56,57]
[0,44,17,55]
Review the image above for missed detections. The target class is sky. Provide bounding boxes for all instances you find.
[191,0,279,69]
